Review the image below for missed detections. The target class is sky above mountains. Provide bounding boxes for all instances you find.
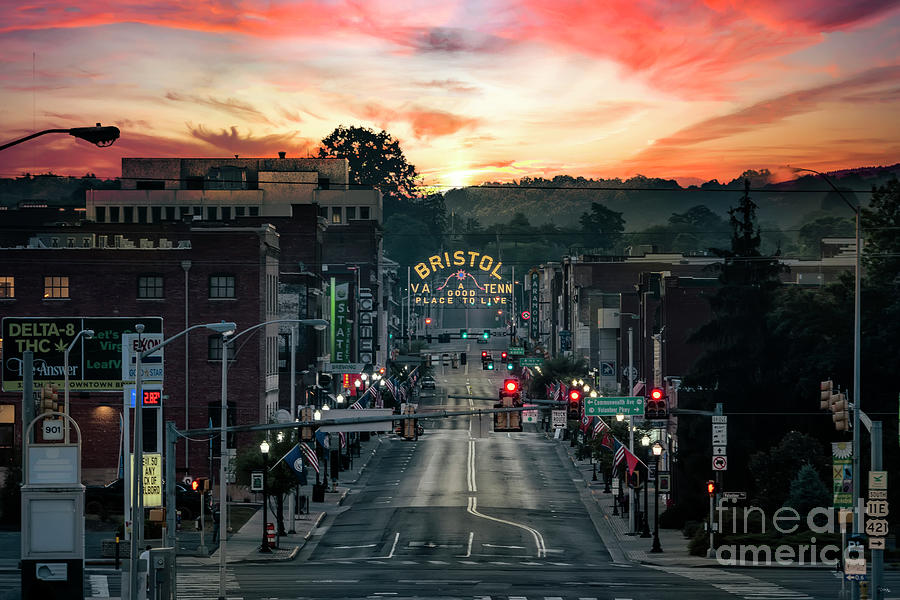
[1,0,899,188]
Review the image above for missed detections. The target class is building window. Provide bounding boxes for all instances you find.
[0,277,14,298]
[137,206,148,224]
[318,205,328,219]
[346,206,356,220]
[43,276,69,299]
[207,335,236,361]
[331,207,342,224]
[360,206,370,219]
[209,275,235,299]
[249,206,259,216]
[109,206,120,222]
[193,206,202,218]
[123,206,134,223]
[186,176,204,190]
[95,206,106,222]
[221,206,231,220]
[207,206,217,220]
[138,275,164,299]
[136,180,164,190]
[165,206,176,220]
[235,206,245,217]
[151,206,161,222]
[318,177,330,190]
[67,237,76,248]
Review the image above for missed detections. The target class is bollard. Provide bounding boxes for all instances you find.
[115,536,120,570]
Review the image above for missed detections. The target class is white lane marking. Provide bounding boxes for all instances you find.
[483,543,525,549]
[648,566,812,599]
[386,531,400,558]
[467,439,477,492]
[461,531,473,558]
[467,495,546,558]
[334,543,378,549]
[308,579,360,583]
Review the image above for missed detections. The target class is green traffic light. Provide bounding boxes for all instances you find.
[506,362,513,370]
[487,362,494,370]
[460,329,468,339]
[482,331,489,339]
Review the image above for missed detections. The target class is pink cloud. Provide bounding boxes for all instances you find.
[165,92,273,124]
[507,0,900,98]
[186,124,314,157]
[347,101,480,139]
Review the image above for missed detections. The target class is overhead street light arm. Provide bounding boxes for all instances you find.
[0,123,120,151]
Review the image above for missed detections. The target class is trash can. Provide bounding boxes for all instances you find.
[312,483,325,503]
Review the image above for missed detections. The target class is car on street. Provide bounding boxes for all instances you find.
[421,376,436,389]
[85,478,206,521]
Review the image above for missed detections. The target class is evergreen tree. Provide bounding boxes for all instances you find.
[785,463,831,517]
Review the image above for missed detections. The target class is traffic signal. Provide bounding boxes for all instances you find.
[501,379,519,396]
[567,389,582,419]
[819,380,833,410]
[40,383,59,413]
[501,351,508,360]
[424,355,432,368]
[193,477,210,492]
[460,352,467,365]
[831,391,849,431]
[424,317,432,325]
[506,362,514,371]
[486,361,494,370]
[482,330,490,339]
[426,334,433,343]
[481,351,488,359]
[707,480,716,496]
[191,479,200,492]
[460,329,468,339]
[645,387,667,419]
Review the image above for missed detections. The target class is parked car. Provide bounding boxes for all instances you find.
[85,478,205,521]
[421,376,436,390]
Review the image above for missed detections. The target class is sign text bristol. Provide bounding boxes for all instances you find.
[412,250,511,305]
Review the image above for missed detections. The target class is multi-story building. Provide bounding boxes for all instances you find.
[0,222,298,484]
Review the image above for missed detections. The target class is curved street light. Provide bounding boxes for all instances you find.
[0,123,120,151]
[63,328,93,443]
[217,318,328,598]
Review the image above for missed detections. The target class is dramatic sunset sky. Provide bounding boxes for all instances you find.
[1,0,899,188]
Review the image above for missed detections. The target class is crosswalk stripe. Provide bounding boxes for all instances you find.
[648,566,812,599]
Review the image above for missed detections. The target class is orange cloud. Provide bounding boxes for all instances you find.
[187,124,314,157]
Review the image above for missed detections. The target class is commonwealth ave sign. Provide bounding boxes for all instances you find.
[583,396,644,416]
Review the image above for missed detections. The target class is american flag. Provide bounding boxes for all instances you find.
[613,439,626,472]
[384,377,397,397]
[374,385,383,409]
[612,438,643,475]
[339,431,347,449]
[592,417,609,439]
[301,442,319,474]
[350,400,362,410]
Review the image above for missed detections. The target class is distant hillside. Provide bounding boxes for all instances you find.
[442,165,900,233]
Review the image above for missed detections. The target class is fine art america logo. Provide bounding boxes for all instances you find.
[713,502,865,566]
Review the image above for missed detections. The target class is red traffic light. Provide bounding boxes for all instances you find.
[482,351,488,358]
[707,480,716,496]
[191,479,200,492]
[568,389,581,402]
[424,317,432,325]
[501,351,508,360]
[649,387,664,400]
[503,379,519,394]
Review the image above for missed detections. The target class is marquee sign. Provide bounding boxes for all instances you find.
[411,250,511,306]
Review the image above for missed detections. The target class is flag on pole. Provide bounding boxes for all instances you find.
[281,444,308,484]
[300,442,319,474]
[315,429,330,450]
[613,439,644,475]
[580,412,591,434]
[632,380,645,396]
[600,432,614,451]
[374,385,383,409]
[339,431,347,449]
[592,417,608,439]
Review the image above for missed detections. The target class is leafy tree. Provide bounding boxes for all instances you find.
[785,464,831,518]
[318,125,419,199]
[578,201,625,251]
[526,355,589,398]
[747,431,829,513]
[795,215,854,258]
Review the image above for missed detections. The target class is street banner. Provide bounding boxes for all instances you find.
[330,279,351,364]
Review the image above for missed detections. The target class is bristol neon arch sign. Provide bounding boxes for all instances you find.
[411,250,512,305]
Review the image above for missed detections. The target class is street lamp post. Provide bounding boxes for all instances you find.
[794,167,862,568]
[259,440,271,553]
[640,435,651,538]
[218,318,327,599]
[63,328,93,443]
[129,321,235,600]
[650,441,664,553]
[0,123,120,151]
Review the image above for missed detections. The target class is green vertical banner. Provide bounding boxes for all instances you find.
[330,279,351,364]
[832,442,853,508]
[529,271,539,341]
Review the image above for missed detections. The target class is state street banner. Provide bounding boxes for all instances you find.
[330,279,351,364]
[832,442,853,508]
[529,271,540,340]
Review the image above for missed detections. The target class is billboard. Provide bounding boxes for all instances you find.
[2,317,163,392]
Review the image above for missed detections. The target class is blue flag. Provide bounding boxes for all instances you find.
[282,444,308,485]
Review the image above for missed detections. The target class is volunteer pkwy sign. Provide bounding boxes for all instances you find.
[583,396,643,416]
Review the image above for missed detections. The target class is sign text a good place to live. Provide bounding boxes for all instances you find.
[583,396,643,416]
[1,317,163,392]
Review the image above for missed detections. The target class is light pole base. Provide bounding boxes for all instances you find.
[259,544,271,554]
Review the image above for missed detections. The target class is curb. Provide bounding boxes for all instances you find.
[304,512,326,540]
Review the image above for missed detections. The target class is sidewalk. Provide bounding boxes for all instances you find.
[557,437,716,568]
[181,432,384,567]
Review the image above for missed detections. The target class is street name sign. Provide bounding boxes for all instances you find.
[508,346,525,355]
[583,396,643,416]
[520,357,543,367]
